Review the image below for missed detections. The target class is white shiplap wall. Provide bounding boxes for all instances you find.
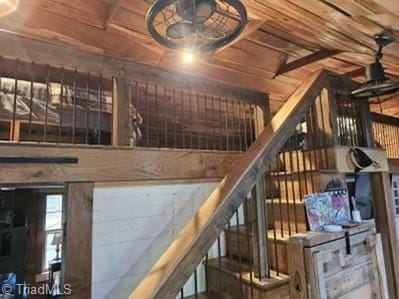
[91,181,218,299]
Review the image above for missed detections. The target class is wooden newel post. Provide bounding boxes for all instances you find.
[247,175,269,279]
[370,172,399,299]
[112,76,131,146]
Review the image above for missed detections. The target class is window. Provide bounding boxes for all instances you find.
[44,194,63,270]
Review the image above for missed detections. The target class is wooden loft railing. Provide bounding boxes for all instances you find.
[0,31,268,152]
[130,69,330,299]
[0,57,266,151]
[371,112,399,159]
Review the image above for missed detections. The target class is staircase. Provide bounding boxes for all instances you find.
[205,147,339,298]
[129,70,376,299]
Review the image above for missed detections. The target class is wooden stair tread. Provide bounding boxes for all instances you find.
[265,198,306,205]
[184,293,208,299]
[227,226,292,242]
[206,257,290,291]
[268,169,320,176]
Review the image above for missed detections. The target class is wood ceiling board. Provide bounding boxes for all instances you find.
[337,52,399,75]
[158,51,297,97]
[211,56,305,86]
[352,0,391,14]
[318,57,357,73]
[289,0,384,36]
[28,0,108,28]
[365,13,399,31]
[104,0,123,28]
[286,0,383,49]
[112,8,148,36]
[119,0,151,16]
[214,18,267,54]
[106,24,166,57]
[373,0,399,13]
[322,0,375,17]
[215,40,288,73]
[249,30,311,57]
[259,24,321,52]
[0,5,162,65]
[255,0,372,53]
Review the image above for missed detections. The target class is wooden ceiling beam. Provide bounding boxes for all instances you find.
[274,49,340,77]
[104,0,123,29]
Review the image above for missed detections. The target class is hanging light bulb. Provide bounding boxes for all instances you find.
[183,52,194,63]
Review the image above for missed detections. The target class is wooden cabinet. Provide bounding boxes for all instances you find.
[288,223,388,299]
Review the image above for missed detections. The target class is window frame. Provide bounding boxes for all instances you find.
[42,193,64,272]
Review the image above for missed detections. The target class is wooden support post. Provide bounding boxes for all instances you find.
[358,101,375,147]
[63,182,94,299]
[288,237,307,299]
[315,88,336,147]
[112,77,130,146]
[370,172,399,299]
[247,172,269,279]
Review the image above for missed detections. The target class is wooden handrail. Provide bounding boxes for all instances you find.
[129,69,329,299]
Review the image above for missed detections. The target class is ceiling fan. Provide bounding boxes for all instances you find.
[146,0,247,53]
[350,34,399,101]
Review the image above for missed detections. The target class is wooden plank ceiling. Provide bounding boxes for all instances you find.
[0,0,398,115]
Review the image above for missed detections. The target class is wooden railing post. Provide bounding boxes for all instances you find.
[370,172,399,298]
[248,175,269,279]
[358,101,374,147]
[316,87,337,147]
[112,76,130,146]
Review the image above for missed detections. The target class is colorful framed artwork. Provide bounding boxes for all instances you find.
[304,189,351,232]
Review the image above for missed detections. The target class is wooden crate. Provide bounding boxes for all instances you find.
[288,223,388,299]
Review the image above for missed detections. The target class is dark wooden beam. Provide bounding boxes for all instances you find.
[0,30,267,106]
[104,0,123,29]
[0,144,241,184]
[64,182,93,299]
[274,49,340,78]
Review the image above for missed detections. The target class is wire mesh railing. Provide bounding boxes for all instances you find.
[128,81,265,151]
[0,57,266,152]
[175,86,335,298]
[0,58,113,145]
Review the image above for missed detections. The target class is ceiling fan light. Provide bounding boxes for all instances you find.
[146,0,247,52]
[350,34,399,100]
[350,80,399,100]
